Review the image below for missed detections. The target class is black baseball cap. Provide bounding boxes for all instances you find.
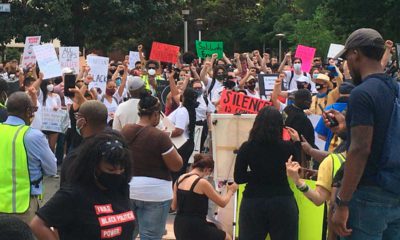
[335,28,385,59]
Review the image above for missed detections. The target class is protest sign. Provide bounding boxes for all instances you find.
[188,125,204,164]
[41,107,69,133]
[219,90,272,114]
[155,80,170,112]
[59,47,79,73]
[33,44,62,79]
[327,43,345,59]
[87,55,109,93]
[258,74,278,97]
[162,115,186,149]
[149,42,180,63]
[128,51,140,70]
[295,45,316,73]
[21,36,41,68]
[196,41,223,59]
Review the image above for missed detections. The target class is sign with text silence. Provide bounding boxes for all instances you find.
[149,42,180,64]
[22,36,41,68]
[327,43,345,59]
[33,44,62,79]
[59,47,79,73]
[295,45,316,73]
[128,51,140,70]
[196,41,223,59]
[87,55,109,93]
[219,90,272,114]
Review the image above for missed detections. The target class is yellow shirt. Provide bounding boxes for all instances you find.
[316,153,346,193]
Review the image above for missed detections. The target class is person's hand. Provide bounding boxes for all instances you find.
[204,61,212,69]
[190,65,197,73]
[138,44,143,51]
[38,72,44,80]
[263,53,270,60]
[249,68,257,76]
[285,156,301,183]
[300,135,313,155]
[243,52,249,58]
[323,109,346,134]
[304,109,312,115]
[211,53,218,59]
[109,112,115,119]
[26,86,37,102]
[286,127,300,142]
[117,65,124,71]
[85,74,94,84]
[385,40,394,49]
[253,50,260,57]
[234,53,240,59]
[285,52,292,58]
[227,182,238,193]
[331,205,352,237]
[274,77,282,88]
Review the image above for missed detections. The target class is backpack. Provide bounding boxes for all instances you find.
[208,78,216,100]
[376,81,400,194]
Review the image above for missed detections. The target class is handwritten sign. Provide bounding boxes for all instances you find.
[295,45,316,73]
[258,74,279,97]
[196,41,223,59]
[128,51,140,70]
[59,47,79,73]
[327,43,345,59]
[22,36,41,68]
[41,107,70,133]
[33,44,62,79]
[219,90,272,114]
[149,42,180,64]
[87,55,109,93]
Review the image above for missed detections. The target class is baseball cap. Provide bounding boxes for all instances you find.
[335,28,385,59]
[126,75,144,91]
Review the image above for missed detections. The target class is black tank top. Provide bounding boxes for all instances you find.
[176,174,208,217]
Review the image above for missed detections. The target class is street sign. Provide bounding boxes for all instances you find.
[0,3,11,13]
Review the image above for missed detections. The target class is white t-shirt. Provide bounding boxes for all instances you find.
[38,90,61,109]
[168,106,190,140]
[30,99,42,129]
[246,89,260,99]
[112,98,140,131]
[101,92,122,123]
[129,177,173,202]
[196,95,215,121]
[283,70,315,92]
[206,77,225,104]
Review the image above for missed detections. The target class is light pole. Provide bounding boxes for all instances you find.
[195,18,205,63]
[182,9,190,53]
[275,33,285,64]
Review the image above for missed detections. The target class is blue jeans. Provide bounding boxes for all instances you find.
[343,186,400,240]
[131,199,171,240]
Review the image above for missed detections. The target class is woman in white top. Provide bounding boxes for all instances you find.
[39,79,62,152]
[168,87,199,182]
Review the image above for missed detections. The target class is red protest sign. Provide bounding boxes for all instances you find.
[219,90,272,114]
[149,42,180,64]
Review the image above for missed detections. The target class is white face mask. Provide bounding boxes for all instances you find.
[148,69,156,76]
[293,63,302,72]
[47,84,54,92]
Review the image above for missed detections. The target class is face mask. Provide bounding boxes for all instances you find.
[297,82,306,90]
[313,73,319,79]
[115,78,121,87]
[47,84,54,92]
[97,172,126,189]
[216,74,225,81]
[194,89,203,97]
[148,69,156,76]
[106,88,116,96]
[247,83,256,91]
[293,63,302,72]
[315,83,325,91]
[179,76,185,81]
[76,118,85,136]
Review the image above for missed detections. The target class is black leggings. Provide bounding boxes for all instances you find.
[239,195,298,240]
[172,140,194,182]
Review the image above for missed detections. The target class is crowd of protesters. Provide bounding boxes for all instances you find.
[0,28,399,240]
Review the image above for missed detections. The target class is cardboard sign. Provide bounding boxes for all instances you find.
[87,55,109,93]
[128,51,140,70]
[41,107,69,133]
[59,47,79,73]
[258,74,278,97]
[196,41,223,59]
[149,42,180,63]
[219,90,272,114]
[295,45,316,73]
[327,43,345,59]
[21,36,41,68]
[33,44,62,79]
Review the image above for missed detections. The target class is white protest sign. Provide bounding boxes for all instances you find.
[41,107,70,133]
[128,51,140,70]
[162,114,187,149]
[21,36,41,68]
[189,125,203,164]
[327,43,345,59]
[259,74,278,97]
[59,47,79,73]
[87,55,109,93]
[33,44,62,79]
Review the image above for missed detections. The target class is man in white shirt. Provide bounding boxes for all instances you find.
[112,76,146,131]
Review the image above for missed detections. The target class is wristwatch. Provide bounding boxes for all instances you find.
[335,195,350,207]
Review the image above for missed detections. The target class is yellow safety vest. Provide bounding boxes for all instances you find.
[331,153,345,180]
[0,124,31,213]
[141,74,164,91]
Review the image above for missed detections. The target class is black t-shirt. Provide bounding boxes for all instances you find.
[36,184,135,240]
[0,107,7,123]
[346,73,398,185]
[234,140,301,198]
[283,105,316,148]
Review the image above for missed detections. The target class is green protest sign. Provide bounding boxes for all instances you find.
[196,41,223,59]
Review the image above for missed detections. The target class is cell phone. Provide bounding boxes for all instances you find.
[64,74,77,98]
[318,104,339,127]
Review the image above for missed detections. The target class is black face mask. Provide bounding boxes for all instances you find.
[297,82,306,89]
[216,74,226,81]
[315,83,325,90]
[97,172,126,190]
[247,83,256,91]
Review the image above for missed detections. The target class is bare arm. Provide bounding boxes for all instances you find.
[30,216,58,240]
[271,77,282,111]
[171,128,184,138]
[234,53,242,75]
[245,53,255,68]
[117,65,128,97]
[200,180,238,208]
[190,65,200,81]
[31,72,43,91]
[138,44,146,71]
[381,40,393,69]
[200,61,212,86]
[278,52,292,73]
[223,52,232,65]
